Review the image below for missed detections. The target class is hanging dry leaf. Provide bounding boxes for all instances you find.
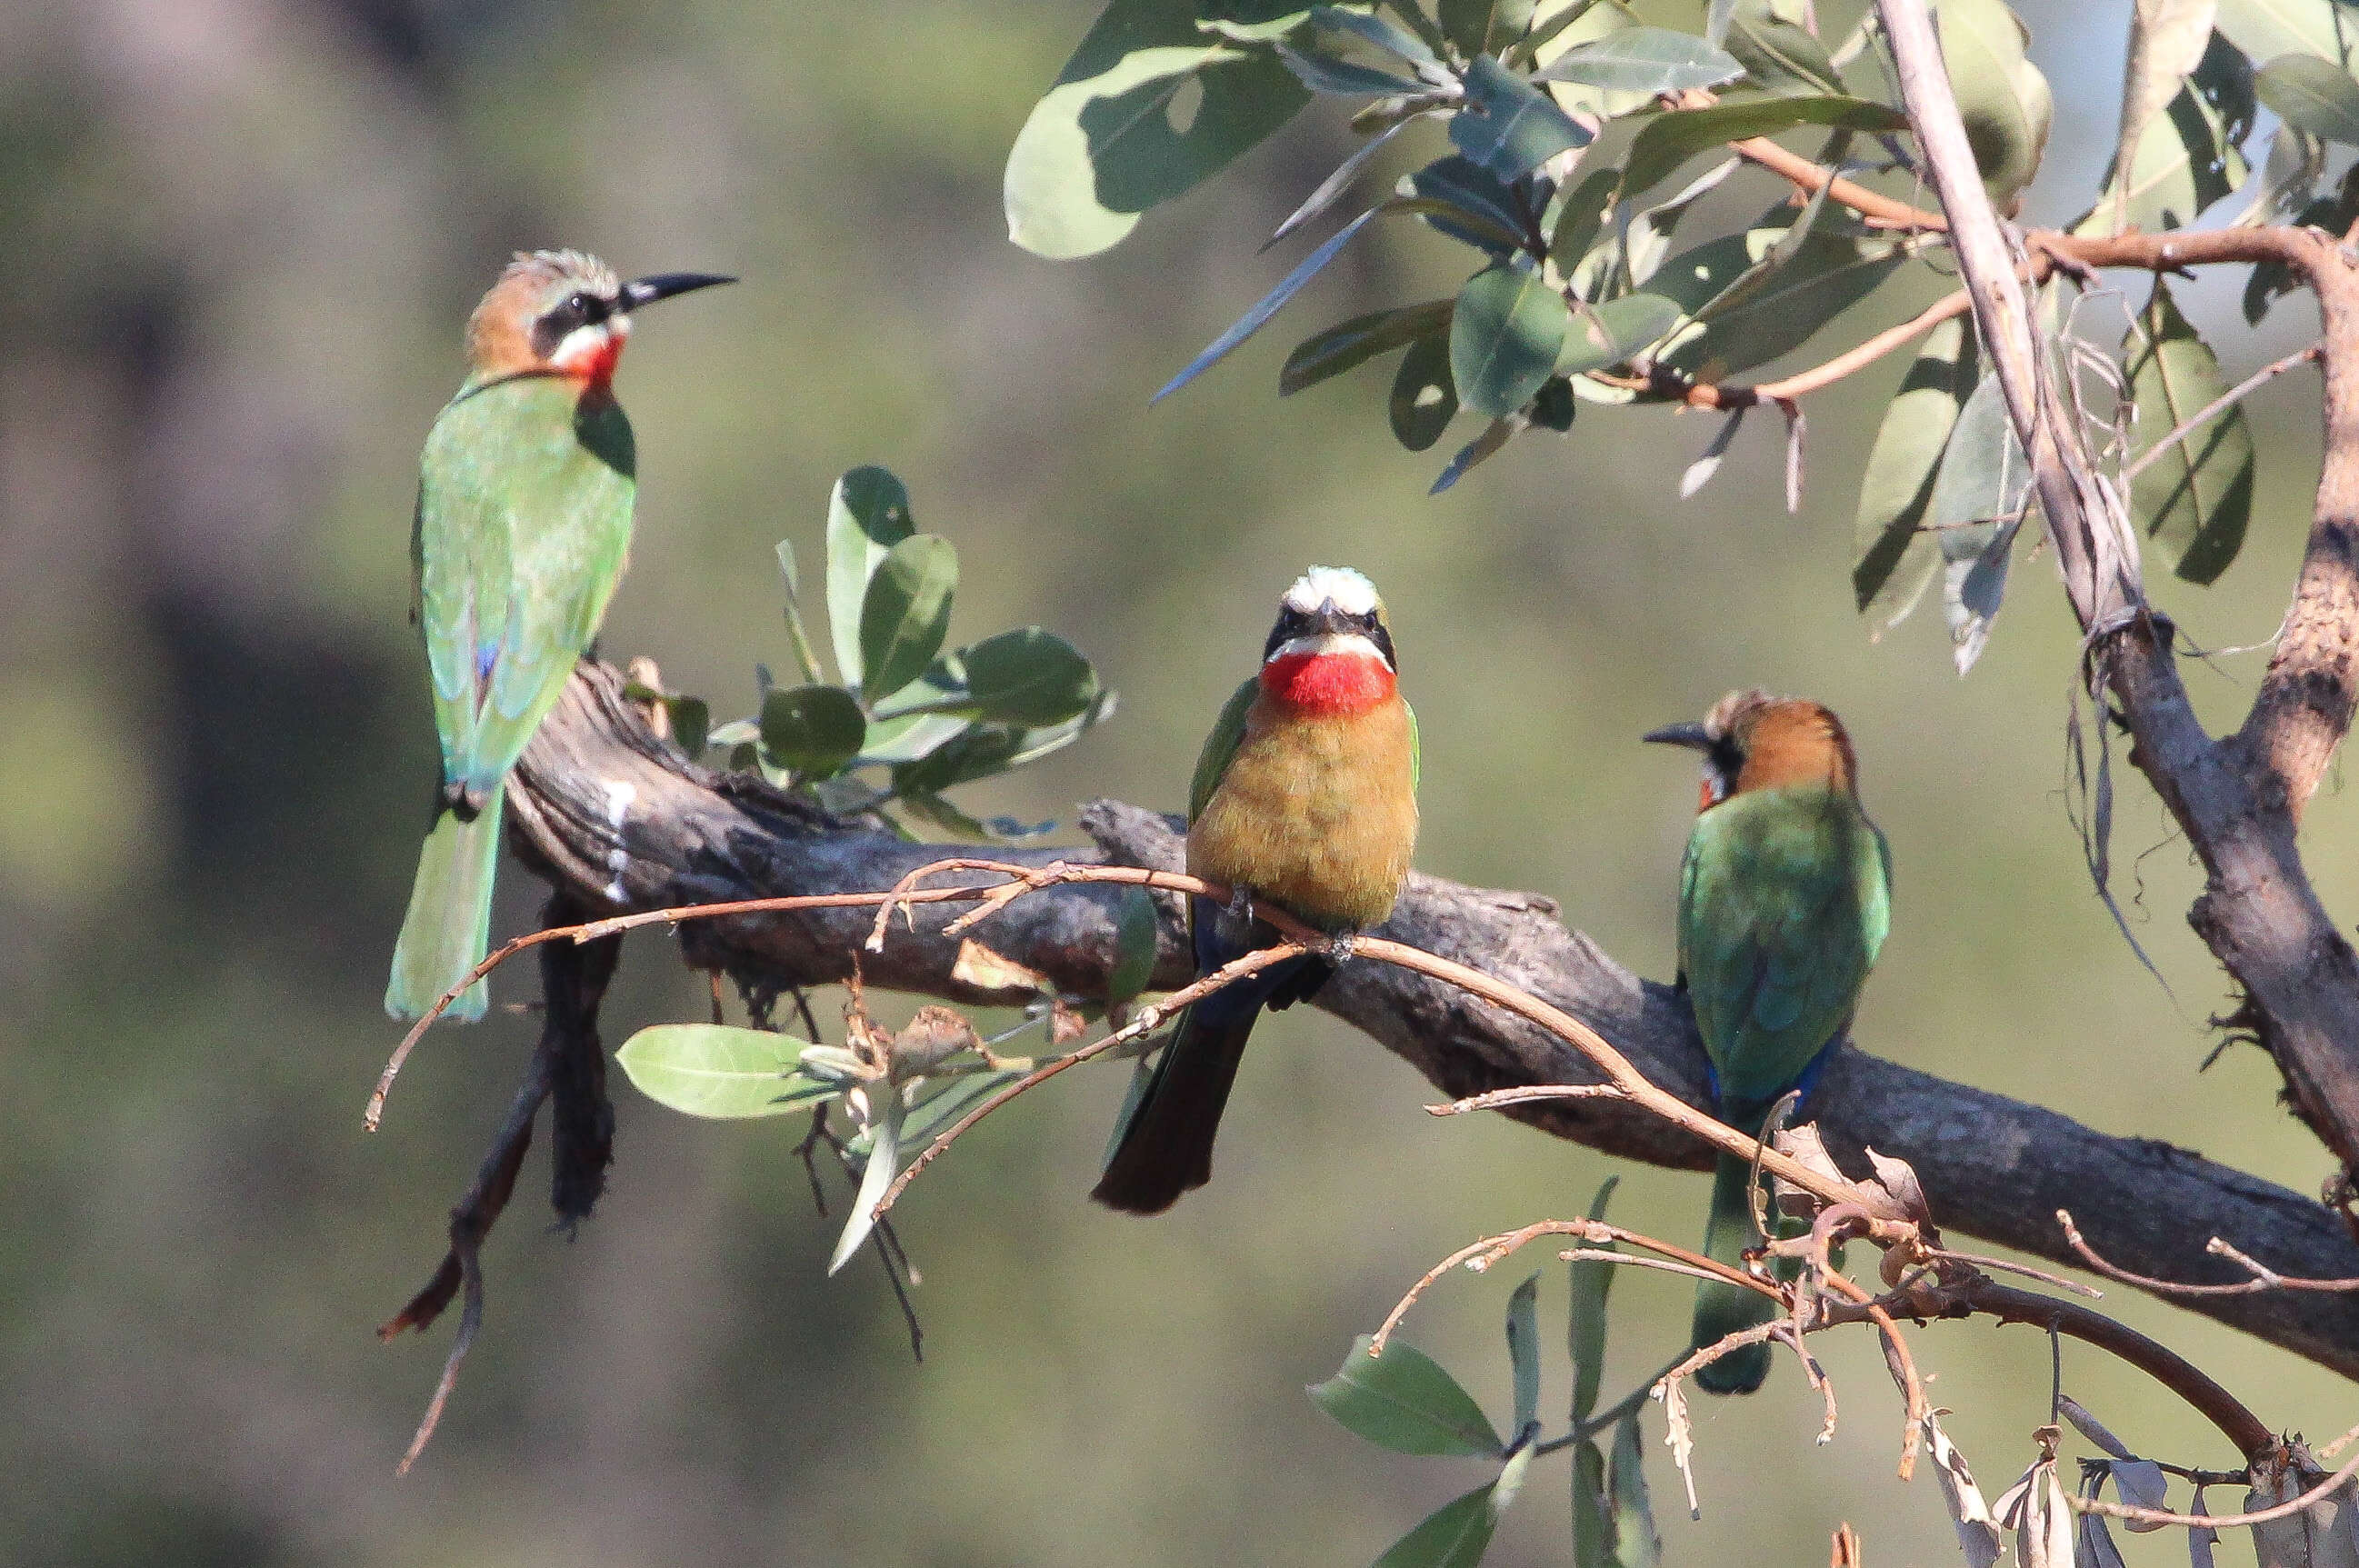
[951,938,1053,995]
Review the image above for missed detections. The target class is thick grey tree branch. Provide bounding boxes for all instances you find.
[1875,0,2359,1177]
[508,664,2359,1379]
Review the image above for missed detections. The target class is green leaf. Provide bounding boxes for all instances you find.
[1432,416,1517,493]
[1453,258,1572,417]
[1393,333,1460,451]
[1724,5,1845,95]
[1309,1334,1504,1456]
[667,695,710,758]
[857,534,958,704]
[1494,1439,1537,1513]
[961,627,1100,724]
[897,1068,1027,1146]
[1569,1173,1619,1421]
[2249,166,2359,321]
[1622,158,1739,286]
[2076,31,2251,234]
[1609,1411,1662,1568]
[1656,227,1905,376]
[1312,5,1444,68]
[2125,281,2254,584]
[2240,122,2329,225]
[1107,884,1161,1003]
[1005,0,1312,259]
[1270,113,1443,249]
[1277,40,1426,95]
[1621,95,1908,197]
[827,1093,904,1274]
[1506,1272,1542,1435]
[1283,299,1456,395]
[1854,315,1979,629]
[1934,0,2054,205]
[1451,55,1596,183]
[1155,205,1387,402]
[1538,27,1745,92]
[1530,375,1576,430]
[2259,51,2359,141]
[2215,0,2357,81]
[1371,1484,1499,1568]
[825,466,915,686]
[760,684,867,779]
[1548,165,1621,271]
[615,1024,834,1119]
[1573,1440,1610,1568]
[1555,293,1680,376]
[1927,369,2032,673]
[1405,155,1532,255]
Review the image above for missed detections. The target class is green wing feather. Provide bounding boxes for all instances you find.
[1189,676,1260,824]
[1678,785,1890,1117]
[1404,697,1419,795]
[416,378,636,801]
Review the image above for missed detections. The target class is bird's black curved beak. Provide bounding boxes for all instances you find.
[1643,720,1713,749]
[621,272,736,310]
[1308,597,1358,636]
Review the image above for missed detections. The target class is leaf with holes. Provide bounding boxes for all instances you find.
[1453,258,1572,417]
[2125,281,2254,584]
[1005,0,1311,258]
[1310,1334,1504,1455]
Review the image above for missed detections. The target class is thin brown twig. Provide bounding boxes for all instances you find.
[1425,1084,1630,1115]
[2060,1209,2359,1296]
[2120,341,2324,484]
[2071,1421,2359,1527]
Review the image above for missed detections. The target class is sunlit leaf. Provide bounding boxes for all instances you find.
[1454,258,1572,417]
[2076,31,2252,234]
[1155,205,1386,401]
[858,534,958,704]
[1654,227,1906,376]
[761,684,867,778]
[1309,1334,1504,1455]
[2125,280,2254,584]
[825,467,915,687]
[1282,299,1455,395]
[1724,5,1845,95]
[616,1024,835,1119]
[2111,0,2220,228]
[2214,0,2359,83]
[1452,55,1596,183]
[1537,27,1745,91]
[1005,0,1311,259]
[1926,370,2033,673]
[1621,95,1906,197]
[1312,4,1444,69]
[827,1093,904,1274]
[1393,333,1460,451]
[1624,158,1739,286]
[1854,315,1979,628]
[1372,1484,1499,1568]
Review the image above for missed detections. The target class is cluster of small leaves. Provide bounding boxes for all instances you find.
[1308,1179,1660,1568]
[614,890,1162,1273]
[1013,0,2359,671]
[641,465,1113,843]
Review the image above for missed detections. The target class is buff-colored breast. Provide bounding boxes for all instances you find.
[1188,692,1418,933]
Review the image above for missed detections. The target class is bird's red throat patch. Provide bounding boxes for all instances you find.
[1261,651,1394,714]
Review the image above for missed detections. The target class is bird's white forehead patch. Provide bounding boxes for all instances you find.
[1282,565,1379,616]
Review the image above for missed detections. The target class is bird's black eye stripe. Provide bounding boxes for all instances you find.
[1369,616,1396,672]
[530,290,616,356]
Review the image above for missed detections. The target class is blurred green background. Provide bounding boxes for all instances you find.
[3,0,2354,1563]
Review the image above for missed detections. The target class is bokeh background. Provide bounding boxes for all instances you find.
[4,0,2354,1563]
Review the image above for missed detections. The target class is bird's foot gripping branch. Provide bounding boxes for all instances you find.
[367,806,2359,1563]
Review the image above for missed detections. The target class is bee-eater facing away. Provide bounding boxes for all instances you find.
[1645,690,1890,1393]
[385,250,733,1023]
[1093,566,1419,1214]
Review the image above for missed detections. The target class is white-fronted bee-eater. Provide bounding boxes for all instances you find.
[1093,566,1419,1214]
[1645,689,1891,1393]
[385,250,733,1023]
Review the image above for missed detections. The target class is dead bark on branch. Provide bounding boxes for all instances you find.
[507,663,2359,1379]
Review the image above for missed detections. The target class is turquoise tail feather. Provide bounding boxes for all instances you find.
[385,794,502,1023]
[1692,1149,1776,1394]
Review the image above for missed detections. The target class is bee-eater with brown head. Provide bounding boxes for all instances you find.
[1093,566,1419,1214]
[385,250,732,1023]
[1646,690,1890,1393]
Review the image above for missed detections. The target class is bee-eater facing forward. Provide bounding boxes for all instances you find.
[1646,690,1890,1394]
[385,250,732,1023]
[1093,566,1419,1214]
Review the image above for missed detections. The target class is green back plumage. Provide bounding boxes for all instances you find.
[415,375,636,802]
[1677,784,1891,1118]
